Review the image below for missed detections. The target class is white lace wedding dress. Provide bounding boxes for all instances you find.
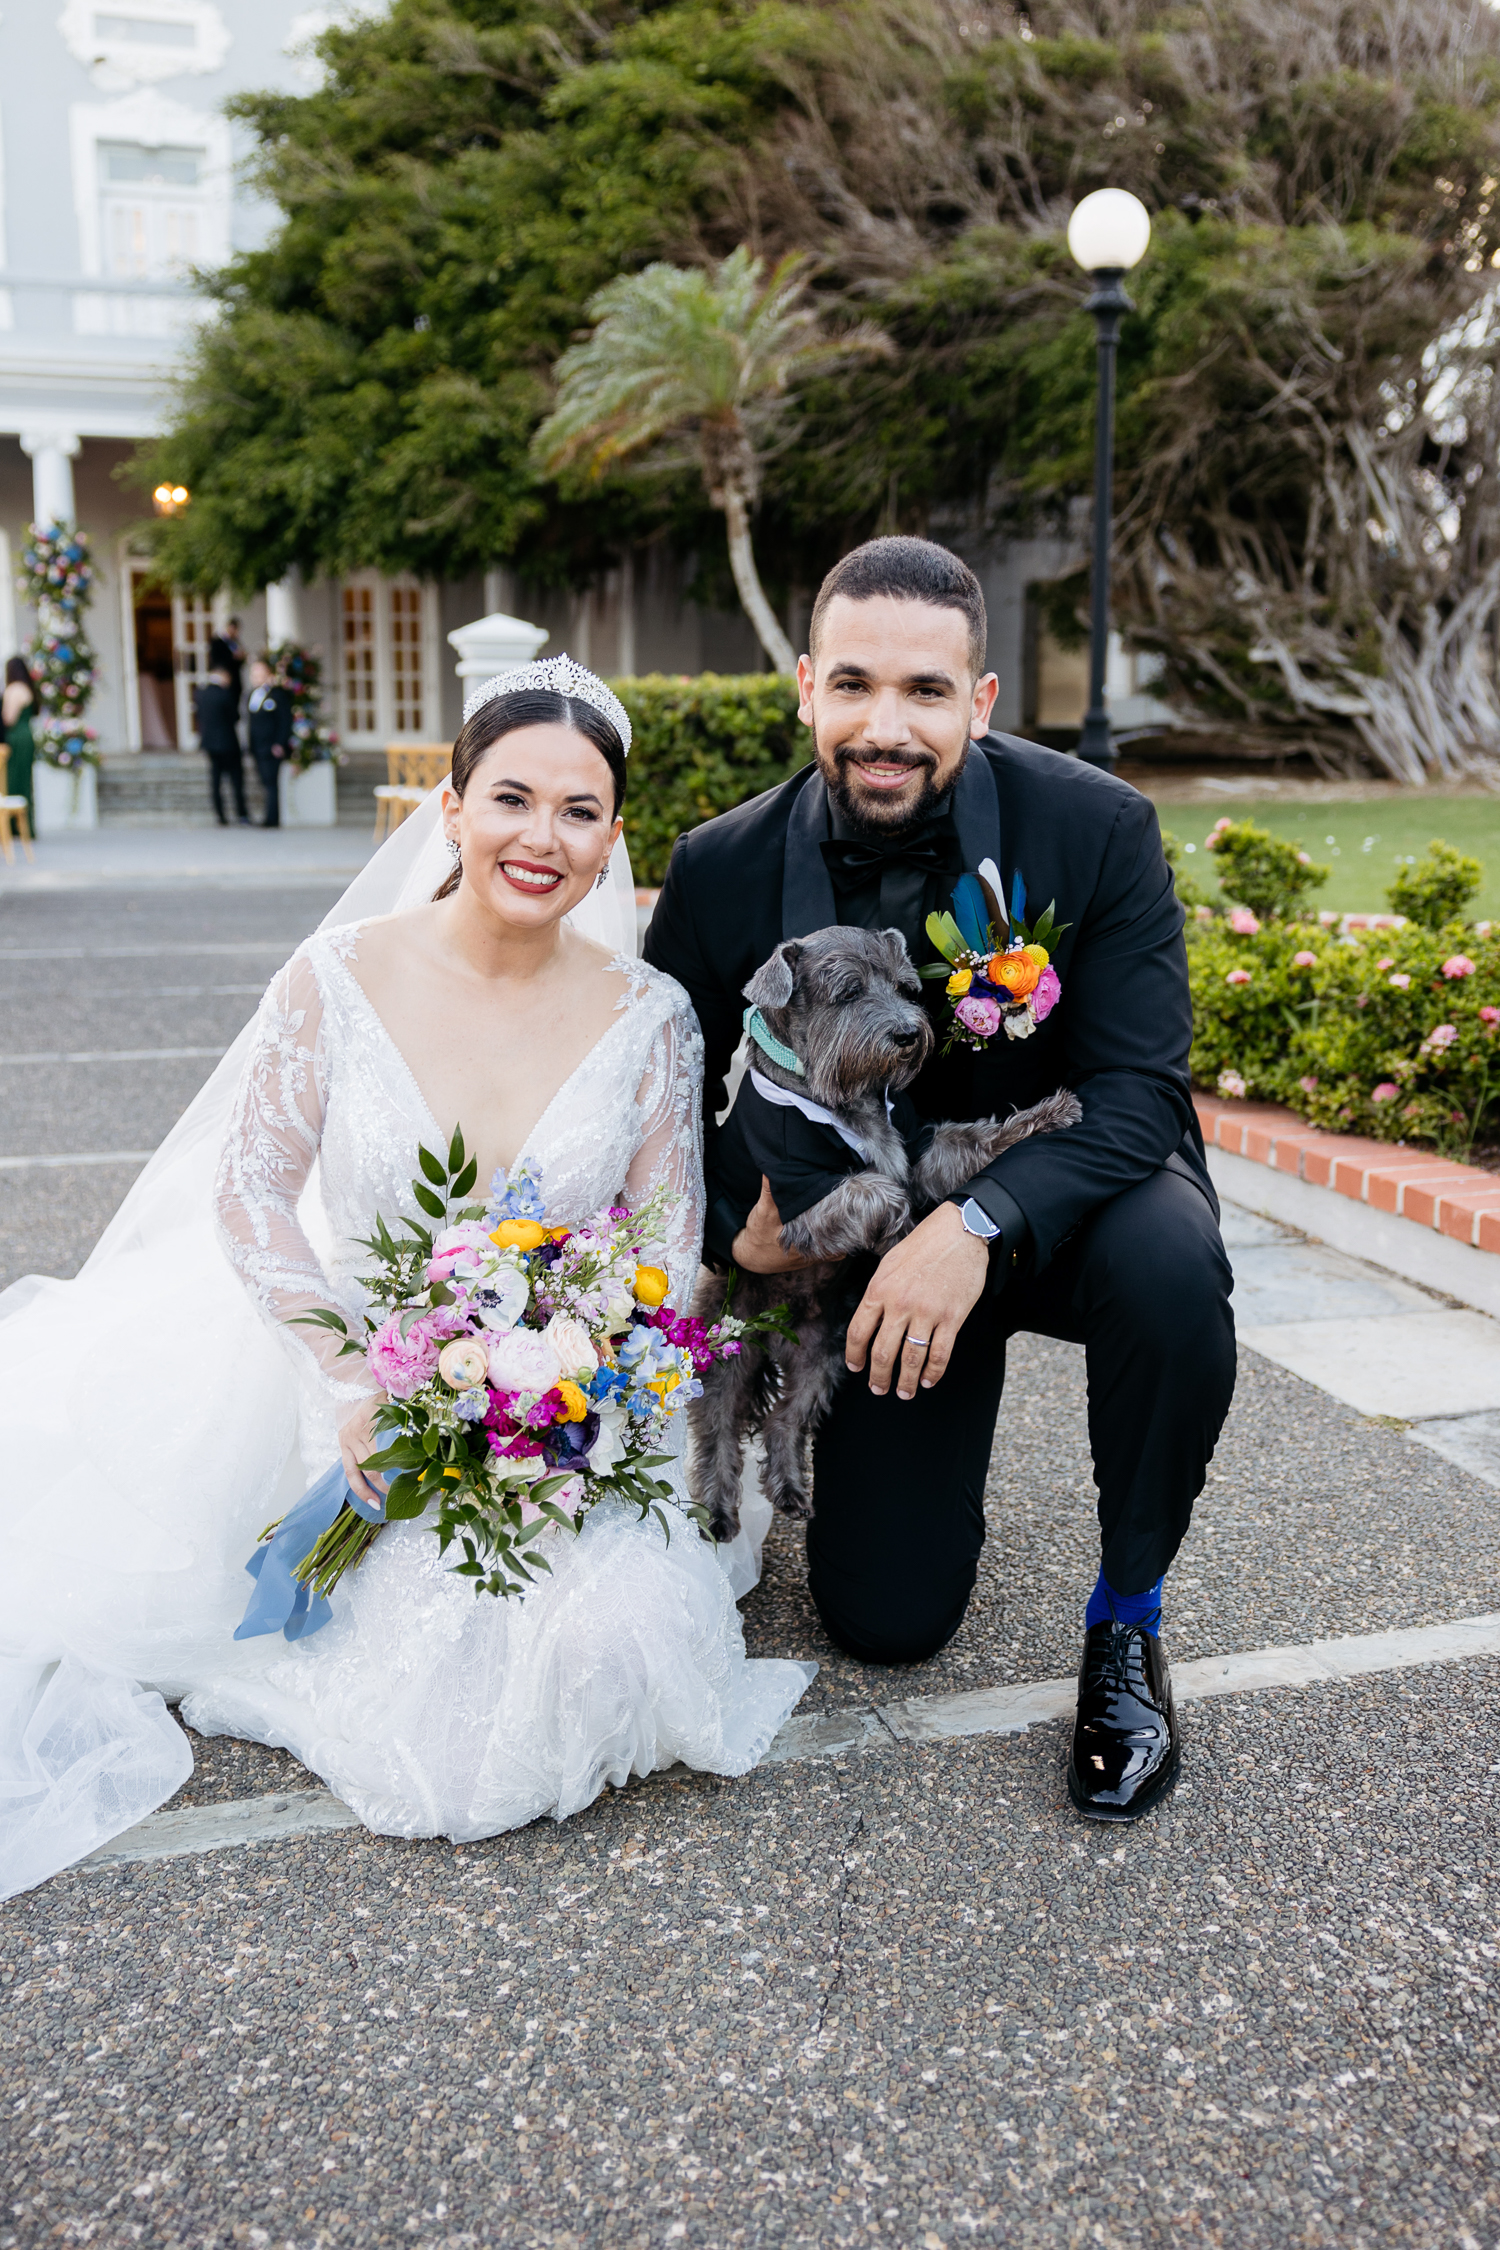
[0,827,812,1899]
[183,927,812,1838]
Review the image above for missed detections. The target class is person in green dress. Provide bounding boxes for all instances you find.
[2,657,37,825]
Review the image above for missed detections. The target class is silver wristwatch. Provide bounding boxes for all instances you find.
[958,1196,1002,1242]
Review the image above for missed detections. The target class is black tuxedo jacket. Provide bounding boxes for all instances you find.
[247,687,291,758]
[193,680,241,757]
[642,731,1214,1276]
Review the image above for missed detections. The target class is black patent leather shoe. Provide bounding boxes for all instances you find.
[1067,1621,1181,1821]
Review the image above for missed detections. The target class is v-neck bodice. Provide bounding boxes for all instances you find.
[321,928,640,1185]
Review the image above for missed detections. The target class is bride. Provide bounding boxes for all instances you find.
[0,658,813,1901]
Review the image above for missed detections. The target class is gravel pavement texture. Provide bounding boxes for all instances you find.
[5,1665,1498,2249]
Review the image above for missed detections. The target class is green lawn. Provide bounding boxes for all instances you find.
[1155,795,1500,920]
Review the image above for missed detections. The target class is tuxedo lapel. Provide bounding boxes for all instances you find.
[781,745,1004,942]
[955,741,1002,886]
[781,769,838,939]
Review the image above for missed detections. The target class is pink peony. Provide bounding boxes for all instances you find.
[1225,968,1253,986]
[955,993,1001,1038]
[367,1307,462,1398]
[1227,907,1261,936]
[488,1327,562,1396]
[1388,973,1411,990]
[1371,1083,1399,1103]
[1031,965,1062,1022]
[1442,955,1476,979]
[1293,951,1317,968]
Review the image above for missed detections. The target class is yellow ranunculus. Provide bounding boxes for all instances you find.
[633,1264,670,1307]
[947,966,973,997]
[489,1218,547,1251]
[555,1379,589,1423]
[1021,942,1049,968]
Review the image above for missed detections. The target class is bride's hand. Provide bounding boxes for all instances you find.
[338,1394,389,1509]
[730,1175,814,1275]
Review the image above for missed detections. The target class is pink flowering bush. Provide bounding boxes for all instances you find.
[1186,899,1500,1155]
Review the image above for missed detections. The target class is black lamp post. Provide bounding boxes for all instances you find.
[1067,189,1152,771]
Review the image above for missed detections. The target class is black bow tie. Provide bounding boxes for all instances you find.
[820,830,964,887]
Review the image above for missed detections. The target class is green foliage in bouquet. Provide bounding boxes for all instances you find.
[1385,840,1484,931]
[1202,818,1331,922]
[612,672,806,886]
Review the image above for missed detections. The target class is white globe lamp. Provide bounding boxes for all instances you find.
[1067,188,1152,275]
[1067,189,1152,769]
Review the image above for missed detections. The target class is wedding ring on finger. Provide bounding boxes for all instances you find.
[904,1334,931,1350]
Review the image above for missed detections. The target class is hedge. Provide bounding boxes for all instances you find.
[612,673,807,887]
[1172,822,1500,1158]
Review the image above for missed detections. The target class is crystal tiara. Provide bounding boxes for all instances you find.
[460,655,632,755]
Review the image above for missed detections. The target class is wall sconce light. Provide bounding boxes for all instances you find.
[153,484,190,516]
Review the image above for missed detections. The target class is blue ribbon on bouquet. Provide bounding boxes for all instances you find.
[234,1460,387,1644]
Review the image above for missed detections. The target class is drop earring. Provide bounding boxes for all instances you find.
[594,866,609,891]
[446,836,461,860]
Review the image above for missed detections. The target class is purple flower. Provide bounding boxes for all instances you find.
[1031,965,1062,1022]
[955,994,1001,1038]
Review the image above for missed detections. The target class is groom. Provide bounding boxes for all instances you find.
[644,536,1236,1820]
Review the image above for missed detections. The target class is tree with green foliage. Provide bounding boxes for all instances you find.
[138,0,1500,780]
[535,248,887,669]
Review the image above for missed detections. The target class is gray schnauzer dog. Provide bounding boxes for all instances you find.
[688,925,1080,1540]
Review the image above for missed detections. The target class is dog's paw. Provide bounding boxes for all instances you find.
[765,1475,814,1522]
[707,1502,743,1544]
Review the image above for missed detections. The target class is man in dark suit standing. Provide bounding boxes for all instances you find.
[193,665,249,825]
[644,537,1236,1822]
[245,657,291,828]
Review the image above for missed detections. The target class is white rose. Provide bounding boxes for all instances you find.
[472,1264,531,1332]
[544,1313,597,1378]
[1002,1008,1037,1042]
[602,1289,637,1334]
[487,1327,561,1395]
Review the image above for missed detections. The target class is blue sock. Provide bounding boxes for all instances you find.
[1085,1569,1164,1636]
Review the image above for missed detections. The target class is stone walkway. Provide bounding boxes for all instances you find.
[3,873,1498,2249]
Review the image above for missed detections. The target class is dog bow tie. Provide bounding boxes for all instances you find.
[820,832,964,886]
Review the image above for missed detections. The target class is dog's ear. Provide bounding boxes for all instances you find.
[743,941,803,1012]
[879,927,912,963]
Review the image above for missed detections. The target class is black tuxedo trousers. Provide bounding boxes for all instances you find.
[805,1163,1235,1665]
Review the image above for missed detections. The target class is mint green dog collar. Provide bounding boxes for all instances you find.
[743,1004,806,1079]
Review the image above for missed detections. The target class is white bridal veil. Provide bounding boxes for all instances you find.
[0,782,640,1900]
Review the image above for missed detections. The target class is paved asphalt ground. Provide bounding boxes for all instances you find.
[3,868,1499,2248]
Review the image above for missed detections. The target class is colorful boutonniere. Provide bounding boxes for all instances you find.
[922,858,1070,1053]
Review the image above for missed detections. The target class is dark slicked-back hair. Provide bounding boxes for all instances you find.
[808,537,988,677]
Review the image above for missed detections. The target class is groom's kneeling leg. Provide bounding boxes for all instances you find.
[806,1300,1007,1665]
[1038,1168,1236,1597]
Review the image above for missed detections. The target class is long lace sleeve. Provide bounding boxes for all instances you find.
[213,948,378,1414]
[623,986,706,1308]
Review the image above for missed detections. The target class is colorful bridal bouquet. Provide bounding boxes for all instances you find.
[249,1133,789,1622]
[921,861,1068,1053]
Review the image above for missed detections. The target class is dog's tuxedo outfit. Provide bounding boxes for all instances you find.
[644,732,1237,1667]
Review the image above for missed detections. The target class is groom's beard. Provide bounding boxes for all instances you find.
[815,734,969,837]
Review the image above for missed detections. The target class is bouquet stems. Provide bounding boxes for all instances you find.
[295,1503,382,1598]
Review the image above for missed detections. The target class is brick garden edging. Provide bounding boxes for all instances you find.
[1195,1093,1500,1317]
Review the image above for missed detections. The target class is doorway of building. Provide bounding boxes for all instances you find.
[132,571,177,746]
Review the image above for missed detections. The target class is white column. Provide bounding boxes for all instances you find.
[265,575,301,643]
[447,608,549,705]
[19,431,81,525]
